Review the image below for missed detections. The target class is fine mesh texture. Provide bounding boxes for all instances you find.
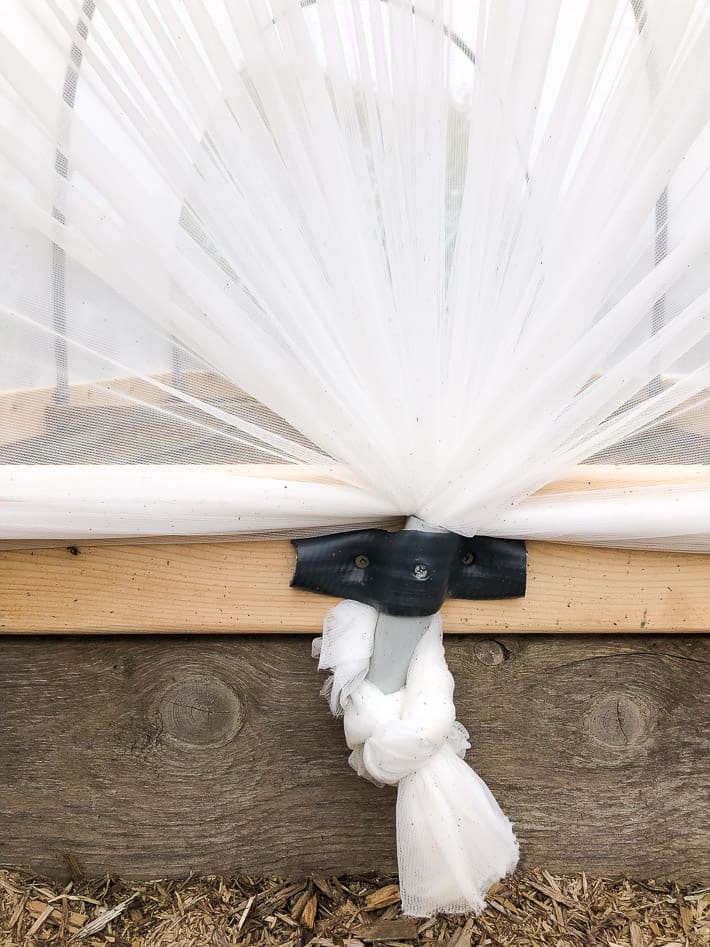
[2,0,710,545]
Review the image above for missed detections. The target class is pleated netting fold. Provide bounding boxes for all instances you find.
[1,0,710,545]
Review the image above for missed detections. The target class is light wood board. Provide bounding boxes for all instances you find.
[1,538,709,633]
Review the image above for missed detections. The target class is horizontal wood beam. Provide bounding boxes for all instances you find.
[3,370,706,446]
[1,538,710,633]
[1,633,707,879]
[0,370,247,446]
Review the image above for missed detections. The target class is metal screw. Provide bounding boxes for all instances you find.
[461,551,475,566]
[354,554,370,569]
[413,563,429,581]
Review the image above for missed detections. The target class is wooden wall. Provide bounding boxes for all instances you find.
[1,633,708,880]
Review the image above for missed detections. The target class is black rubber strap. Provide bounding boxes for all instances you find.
[291,529,526,617]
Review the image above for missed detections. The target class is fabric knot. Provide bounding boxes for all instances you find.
[343,669,462,786]
[314,599,519,917]
[315,601,465,784]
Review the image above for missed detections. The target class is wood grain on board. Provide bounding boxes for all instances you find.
[0,539,709,634]
[0,633,707,880]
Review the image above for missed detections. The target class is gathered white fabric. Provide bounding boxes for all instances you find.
[314,600,519,917]
[1,2,710,549]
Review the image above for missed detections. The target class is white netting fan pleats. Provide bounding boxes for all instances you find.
[1,0,710,543]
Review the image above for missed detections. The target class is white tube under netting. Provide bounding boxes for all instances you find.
[2,0,710,915]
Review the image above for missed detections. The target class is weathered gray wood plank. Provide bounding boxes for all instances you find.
[0,634,708,880]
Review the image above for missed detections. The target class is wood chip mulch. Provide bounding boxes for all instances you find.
[0,869,707,947]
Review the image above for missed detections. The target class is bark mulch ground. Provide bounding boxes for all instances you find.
[0,869,707,947]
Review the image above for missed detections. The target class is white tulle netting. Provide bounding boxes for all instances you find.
[1,0,710,545]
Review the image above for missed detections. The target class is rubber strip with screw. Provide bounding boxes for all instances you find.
[291,528,526,617]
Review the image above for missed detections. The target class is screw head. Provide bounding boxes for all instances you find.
[354,554,370,569]
[413,562,429,581]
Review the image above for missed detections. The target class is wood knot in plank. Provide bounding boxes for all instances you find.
[473,639,509,666]
[159,676,245,748]
[585,693,653,749]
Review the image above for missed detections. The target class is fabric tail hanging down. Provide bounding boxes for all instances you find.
[314,601,519,917]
